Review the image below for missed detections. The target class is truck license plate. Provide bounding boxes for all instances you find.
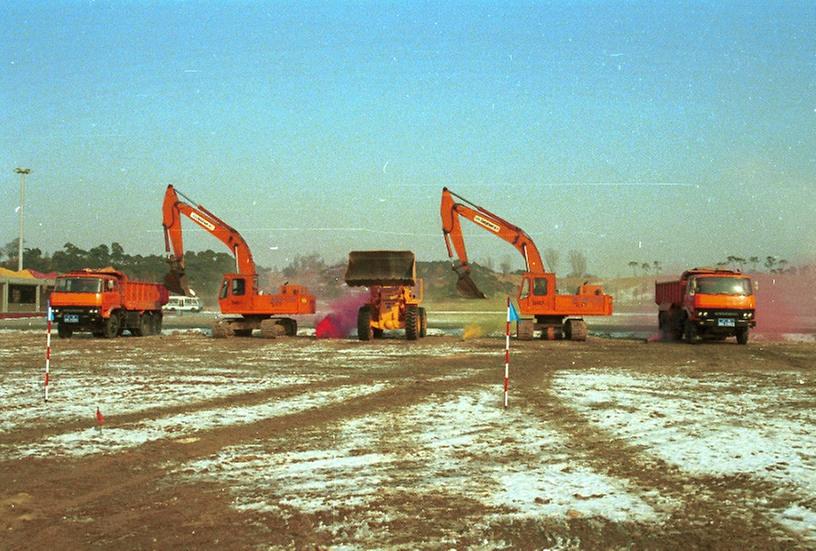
[65,314,79,323]
[717,318,735,327]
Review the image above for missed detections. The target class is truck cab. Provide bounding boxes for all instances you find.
[684,272,756,342]
[656,268,756,344]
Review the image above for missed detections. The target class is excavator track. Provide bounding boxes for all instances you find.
[564,319,588,341]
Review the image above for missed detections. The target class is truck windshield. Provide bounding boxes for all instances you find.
[55,278,102,293]
[695,277,752,296]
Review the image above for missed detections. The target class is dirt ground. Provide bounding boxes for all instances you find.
[1,323,814,549]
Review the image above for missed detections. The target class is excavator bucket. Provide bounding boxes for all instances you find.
[455,270,487,299]
[345,251,416,287]
[164,268,189,296]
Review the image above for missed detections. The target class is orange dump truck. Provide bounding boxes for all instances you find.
[50,269,168,339]
[656,267,756,344]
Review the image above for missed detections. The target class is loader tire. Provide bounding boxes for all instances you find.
[102,313,121,339]
[405,305,419,341]
[736,327,749,345]
[357,306,373,341]
[57,323,73,339]
[418,307,428,338]
[372,328,384,339]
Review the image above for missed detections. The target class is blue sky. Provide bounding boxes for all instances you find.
[2,1,814,275]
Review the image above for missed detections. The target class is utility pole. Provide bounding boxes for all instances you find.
[15,168,30,271]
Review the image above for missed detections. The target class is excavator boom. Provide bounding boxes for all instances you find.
[162,185,256,295]
[439,186,613,340]
[440,187,545,298]
[160,184,316,338]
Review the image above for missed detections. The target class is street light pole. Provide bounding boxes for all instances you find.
[15,168,30,272]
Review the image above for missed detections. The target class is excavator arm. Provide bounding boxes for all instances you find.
[440,187,546,298]
[162,184,257,295]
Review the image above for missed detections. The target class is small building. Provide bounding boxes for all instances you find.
[0,268,56,317]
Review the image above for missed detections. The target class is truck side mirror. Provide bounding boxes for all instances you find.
[107,280,114,291]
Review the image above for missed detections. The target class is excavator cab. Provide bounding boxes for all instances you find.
[518,272,557,311]
[218,274,251,311]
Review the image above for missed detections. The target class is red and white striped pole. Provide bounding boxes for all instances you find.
[504,297,510,409]
[44,304,52,402]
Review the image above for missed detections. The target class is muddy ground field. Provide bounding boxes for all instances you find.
[0,317,814,549]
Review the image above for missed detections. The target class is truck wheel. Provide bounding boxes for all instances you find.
[142,313,153,336]
[736,327,749,345]
[153,314,163,335]
[667,310,683,341]
[132,315,147,337]
[357,306,373,341]
[405,305,419,341]
[57,323,73,339]
[103,314,121,339]
[684,319,700,345]
[418,307,428,338]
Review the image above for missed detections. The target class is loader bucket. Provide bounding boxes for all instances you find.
[345,250,416,287]
[455,271,487,299]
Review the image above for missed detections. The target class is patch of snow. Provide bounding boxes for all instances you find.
[175,387,663,547]
[554,369,816,540]
[5,383,389,459]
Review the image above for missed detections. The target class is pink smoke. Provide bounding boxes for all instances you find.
[315,291,369,339]
[752,271,816,338]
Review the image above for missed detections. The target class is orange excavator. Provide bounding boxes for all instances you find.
[162,184,316,338]
[440,187,613,340]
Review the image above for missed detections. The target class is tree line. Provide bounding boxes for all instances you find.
[625,255,804,277]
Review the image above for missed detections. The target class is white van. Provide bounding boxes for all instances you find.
[163,295,203,313]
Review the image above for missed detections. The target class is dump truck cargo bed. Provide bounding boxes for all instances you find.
[344,251,417,287]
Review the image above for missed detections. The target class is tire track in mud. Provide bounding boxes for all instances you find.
[0,351,502,549]
[0,335,492,444]
[3,333,812,548]
[511,352,809,549]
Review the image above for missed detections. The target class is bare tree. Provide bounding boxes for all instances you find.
[628,261,639,277]
[543,248,560,273]
[641,262,651,276]
[652,260,662,275]
[568,250,587,278]
[749,256,759,272]
[499,255,512,275]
